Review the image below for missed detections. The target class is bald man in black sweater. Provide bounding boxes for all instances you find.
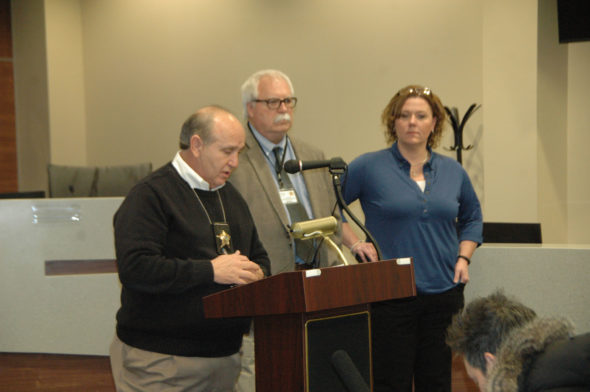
[109,106,270,392]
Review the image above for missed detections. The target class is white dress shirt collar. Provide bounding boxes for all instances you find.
[171,151,225,191]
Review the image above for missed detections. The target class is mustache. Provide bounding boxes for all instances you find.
[273,113,291,124]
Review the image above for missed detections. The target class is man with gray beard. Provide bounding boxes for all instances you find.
[229,69,343,391]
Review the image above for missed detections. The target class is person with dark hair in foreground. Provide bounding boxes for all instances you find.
[109,106,270,392]
[446,291,590,392]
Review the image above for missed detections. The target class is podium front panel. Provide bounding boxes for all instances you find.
[305,311,371,391]
[206,259,417,392]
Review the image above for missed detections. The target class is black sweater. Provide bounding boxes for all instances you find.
[113,163,270,357]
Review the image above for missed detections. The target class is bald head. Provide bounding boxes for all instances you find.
[179,106,245,188]
[179,105,238,149]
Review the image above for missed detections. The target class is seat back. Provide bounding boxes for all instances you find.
[48,163,152,197]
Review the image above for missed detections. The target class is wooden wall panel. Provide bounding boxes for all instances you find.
[0,0,17,193]
[0,0,11,58]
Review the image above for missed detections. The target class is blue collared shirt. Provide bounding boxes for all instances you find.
[248,124,315,265]
[342,142,483,294]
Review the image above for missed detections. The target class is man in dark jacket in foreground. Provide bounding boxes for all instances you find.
[446,290,590,392]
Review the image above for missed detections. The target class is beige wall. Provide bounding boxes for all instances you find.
[482,0,539,222]
[567,42,590,244]
[12,0,50,191]
[45,0,87,165]
[11,0,590,244]
[538,0,568,243]
[77,0,483,169]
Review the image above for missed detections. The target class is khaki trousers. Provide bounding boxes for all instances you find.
[235,324,255,392]
[109,335,240,392]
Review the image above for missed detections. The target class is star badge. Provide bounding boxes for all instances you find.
[217,230,231,249]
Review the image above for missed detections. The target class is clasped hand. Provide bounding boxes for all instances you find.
[211,250,264,285]
[352,241,379,263]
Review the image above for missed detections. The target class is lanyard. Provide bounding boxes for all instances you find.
[248,123,290,186]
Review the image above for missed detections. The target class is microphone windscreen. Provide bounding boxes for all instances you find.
[283,159,301,174]
[331,350,370,392]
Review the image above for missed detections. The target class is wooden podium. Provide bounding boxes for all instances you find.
[203,259,416,392]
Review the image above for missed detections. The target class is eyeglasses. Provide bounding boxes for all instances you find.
[396,87,432,97]
[253,97,298,110]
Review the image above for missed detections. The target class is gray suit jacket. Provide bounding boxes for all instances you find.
[230,128,342,274]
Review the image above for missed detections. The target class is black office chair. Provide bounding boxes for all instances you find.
[482,222,542,243]
[48,163,152,197]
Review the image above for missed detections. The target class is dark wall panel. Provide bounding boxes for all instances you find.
[0,0,17,193]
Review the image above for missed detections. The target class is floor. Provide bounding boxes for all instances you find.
[0,353,115,392]
[0,352,479,391]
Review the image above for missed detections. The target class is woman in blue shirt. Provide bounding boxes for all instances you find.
[342,85,483,392]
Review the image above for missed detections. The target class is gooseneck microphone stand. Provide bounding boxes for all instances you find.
[328,159,383,261]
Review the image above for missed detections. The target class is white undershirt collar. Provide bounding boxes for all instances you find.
[171,151,225,191]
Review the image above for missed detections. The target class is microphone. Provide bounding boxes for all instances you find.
[331,350,370,392]
[283,157,347,174]
[291,217,337,239]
